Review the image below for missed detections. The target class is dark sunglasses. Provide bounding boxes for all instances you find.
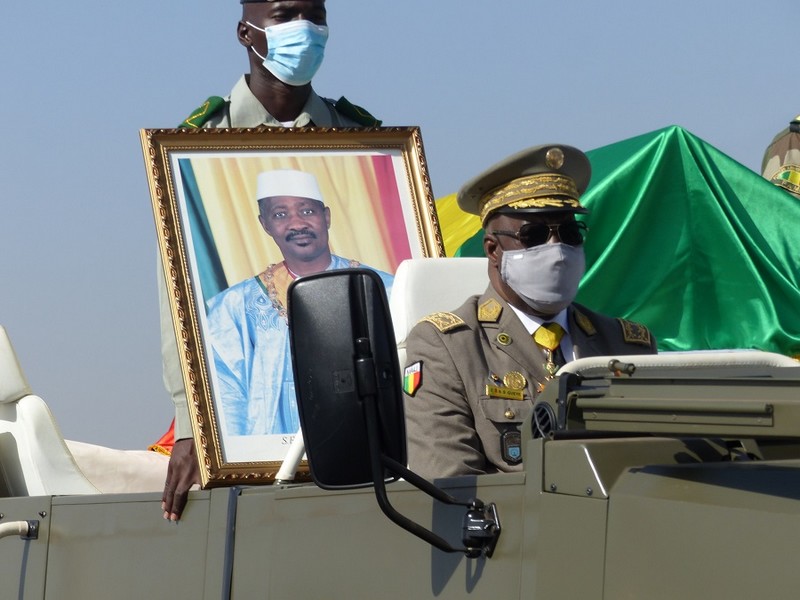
[490,221,588,247]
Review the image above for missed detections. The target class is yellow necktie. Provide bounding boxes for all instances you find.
[533,323,565,377]
[534,323,565,351]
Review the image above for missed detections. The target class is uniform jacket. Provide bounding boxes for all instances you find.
[179,75,379,129]
[403,285,657,479]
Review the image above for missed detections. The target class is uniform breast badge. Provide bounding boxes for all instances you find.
[486,372,523,401]
[501,430,522,464]
[503,371,527,390]
[485,385,523,401]
[496,333,512,346]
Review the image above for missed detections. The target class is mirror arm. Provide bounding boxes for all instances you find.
[357,350,500,558]
[362,382,468,555]
[381,455,471,508]
[381,454,501,559]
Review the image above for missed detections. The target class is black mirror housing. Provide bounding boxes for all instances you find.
[288,269,406,489]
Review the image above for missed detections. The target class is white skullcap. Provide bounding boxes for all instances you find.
[256,169,324,203]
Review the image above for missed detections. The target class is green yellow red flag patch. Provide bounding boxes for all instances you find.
[403,361,422,396]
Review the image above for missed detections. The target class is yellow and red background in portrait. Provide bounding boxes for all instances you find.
[182,153,412,302]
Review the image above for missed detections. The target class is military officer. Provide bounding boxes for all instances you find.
[403,144,658,479]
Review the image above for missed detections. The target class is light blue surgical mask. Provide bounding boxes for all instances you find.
[246,19,328,86]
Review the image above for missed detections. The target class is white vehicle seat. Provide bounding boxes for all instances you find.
[0,325,99,497]
[389,257,489,368]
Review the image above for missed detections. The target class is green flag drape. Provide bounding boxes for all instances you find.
[449,126,800,357]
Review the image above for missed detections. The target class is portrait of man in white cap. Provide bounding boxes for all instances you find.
[205,168,394,436]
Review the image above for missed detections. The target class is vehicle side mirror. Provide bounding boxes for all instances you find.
[288,269,501,559]
[288,269,405,489]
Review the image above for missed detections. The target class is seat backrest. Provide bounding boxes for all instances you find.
[0,326,98,497]
[389,258,489,367]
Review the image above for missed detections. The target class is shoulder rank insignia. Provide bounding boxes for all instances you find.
[403,361,422,396]
[421,312,465,333]
[178,96,227,129]
[332,96,382,127]
[478,298,503,323]
[574,309,597,336]
[617,318,652,347]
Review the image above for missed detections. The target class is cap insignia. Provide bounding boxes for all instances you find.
[545,147,565,169]
[478,298,503,322]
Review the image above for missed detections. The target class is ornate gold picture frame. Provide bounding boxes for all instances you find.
[140,127,442,487]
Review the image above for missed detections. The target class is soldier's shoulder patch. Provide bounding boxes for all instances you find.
[331,96,382,127]
[420,311,465,333]
[478,298,503,323]
[403,361,422,396]
[178,96,227,129]
[574,309,597,336]
[617,318,652,347]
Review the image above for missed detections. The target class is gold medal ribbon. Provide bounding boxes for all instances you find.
[534,323,565,378]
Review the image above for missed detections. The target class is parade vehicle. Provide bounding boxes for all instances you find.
[2,259,800,599]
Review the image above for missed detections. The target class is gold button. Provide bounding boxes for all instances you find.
[504,409,515,420]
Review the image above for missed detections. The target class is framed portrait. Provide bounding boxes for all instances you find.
[140,127,443,487]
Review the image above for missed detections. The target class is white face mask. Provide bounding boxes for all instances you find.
[499,243,585,315]
[246,20,328,86]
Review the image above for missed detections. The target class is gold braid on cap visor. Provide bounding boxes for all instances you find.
[479,173,583,223]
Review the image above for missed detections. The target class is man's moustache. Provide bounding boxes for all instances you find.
[285,229,317,241]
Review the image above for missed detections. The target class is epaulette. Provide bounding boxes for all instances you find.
[332,96,382,127]
[178,96,227,129]
[617,318,652,347]
[420,312,466,333]
[573,309,597,336]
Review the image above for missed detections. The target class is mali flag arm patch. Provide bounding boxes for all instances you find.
[403,361,423,396]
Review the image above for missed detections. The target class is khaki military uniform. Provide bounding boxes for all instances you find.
[403,286,656,479]
[182,76,376,129]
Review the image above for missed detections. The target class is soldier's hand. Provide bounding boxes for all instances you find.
[162,438,200,521]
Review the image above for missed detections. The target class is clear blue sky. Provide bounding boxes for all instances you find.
[1,0,797,449]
